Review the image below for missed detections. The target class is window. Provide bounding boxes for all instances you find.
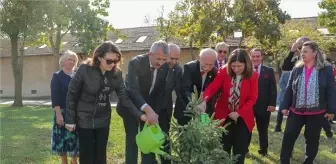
[135,36,147,43]
[317,28,329,35]
[31,90,37,94]
[0,90,3,94]
[115,38,123,44]
[233,32,242,38]
[38,44,47,49]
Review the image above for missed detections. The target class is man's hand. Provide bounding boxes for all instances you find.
[144,105,158,125]
[65,124,76,132]
[196,101,207,113]
[140,114,147,122]
[267,106,276,112]
[325,113,335,121]
[282,109,289,116]
[229,112,239,123]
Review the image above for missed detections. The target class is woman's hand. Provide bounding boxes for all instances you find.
[282,109,289,116]
[65,124,76,132]
[56,113,64,126]
[140,114,147,122]
[228,112,239,122]
[325,113,335,121]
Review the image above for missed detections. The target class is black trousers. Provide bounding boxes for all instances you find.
[222,118,251,164]
[77,127,110,164]
[276,108,284,128]
[158,109,172,164]
[121,112,139,164]
[122,110,171,164]
[255,114,271,152]
[280,112,324,164]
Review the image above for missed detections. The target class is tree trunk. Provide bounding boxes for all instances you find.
[239,32,244,48]
[189,39,195,60]
[49,27,62,71]
[10,35,23,107]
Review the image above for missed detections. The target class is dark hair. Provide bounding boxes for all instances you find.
[250,48,265,56]
[90,41,122,69]
[227,48,253,78]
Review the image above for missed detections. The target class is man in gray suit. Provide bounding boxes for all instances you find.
[116,41,169,164]
[159,44,185,164]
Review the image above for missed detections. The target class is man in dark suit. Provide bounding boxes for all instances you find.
[116,41,169,164]
[159,44,184,164]
[174,48,218,125]
[214,42,229,68]
[250,48,277,156]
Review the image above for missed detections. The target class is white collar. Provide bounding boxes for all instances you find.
[149,56,153,68]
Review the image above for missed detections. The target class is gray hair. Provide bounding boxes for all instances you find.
[215,42,229,51]
[59,50,78,70]
[150,40,169,56]
[199,48,217,59]
[295,41,326,70]
[168,43,181,54]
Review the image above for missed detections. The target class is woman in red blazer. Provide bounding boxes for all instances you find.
[203,49,258,164]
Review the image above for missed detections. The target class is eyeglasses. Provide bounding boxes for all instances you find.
[218,50,227,54]
[105,58,120,65]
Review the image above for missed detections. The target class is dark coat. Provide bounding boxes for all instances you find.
[65,64,143,129]
[161,64,184,118]
[280,65,336,114]
[116,54,168,118]
[174,60,218,125]
[253,65,277,116]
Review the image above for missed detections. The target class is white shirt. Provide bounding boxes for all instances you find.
[200,67,207,91]
[254,64,261,75]
[217,60,225,67]
[140,58,157,111]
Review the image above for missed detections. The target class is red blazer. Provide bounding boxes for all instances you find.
[203,67,258,133]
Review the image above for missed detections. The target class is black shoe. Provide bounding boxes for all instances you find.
[326,131,333,139]
[258,150,268,156]
[274,126,282,132]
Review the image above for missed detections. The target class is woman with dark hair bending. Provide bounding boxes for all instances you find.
[202,49,258,164]
[280,41,336,164]
[65,41,147,164]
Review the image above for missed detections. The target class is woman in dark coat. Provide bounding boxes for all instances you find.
[65,41,147,164]
[280,41,336,164]
[50,50,79,164]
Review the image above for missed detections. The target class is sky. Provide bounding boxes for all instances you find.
[108,0,322,29]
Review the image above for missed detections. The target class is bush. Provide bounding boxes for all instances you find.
[166,87,238,164]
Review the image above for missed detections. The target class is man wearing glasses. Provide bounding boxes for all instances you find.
[214,42,229,68]
[280,36,311,71]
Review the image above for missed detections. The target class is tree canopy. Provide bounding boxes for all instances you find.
[318,0,336,33]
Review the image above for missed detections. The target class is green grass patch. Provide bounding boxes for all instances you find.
[1,105,335,163]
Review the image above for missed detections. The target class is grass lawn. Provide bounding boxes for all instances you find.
[1,105,336,164]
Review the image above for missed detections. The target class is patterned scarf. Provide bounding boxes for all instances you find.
[228,75,242,111]
[295,67,319,109]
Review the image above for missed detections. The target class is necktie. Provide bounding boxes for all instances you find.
[201,71,206,77]
[254,66,258,72]
[150,67,156,83]
[219,61,223,67]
